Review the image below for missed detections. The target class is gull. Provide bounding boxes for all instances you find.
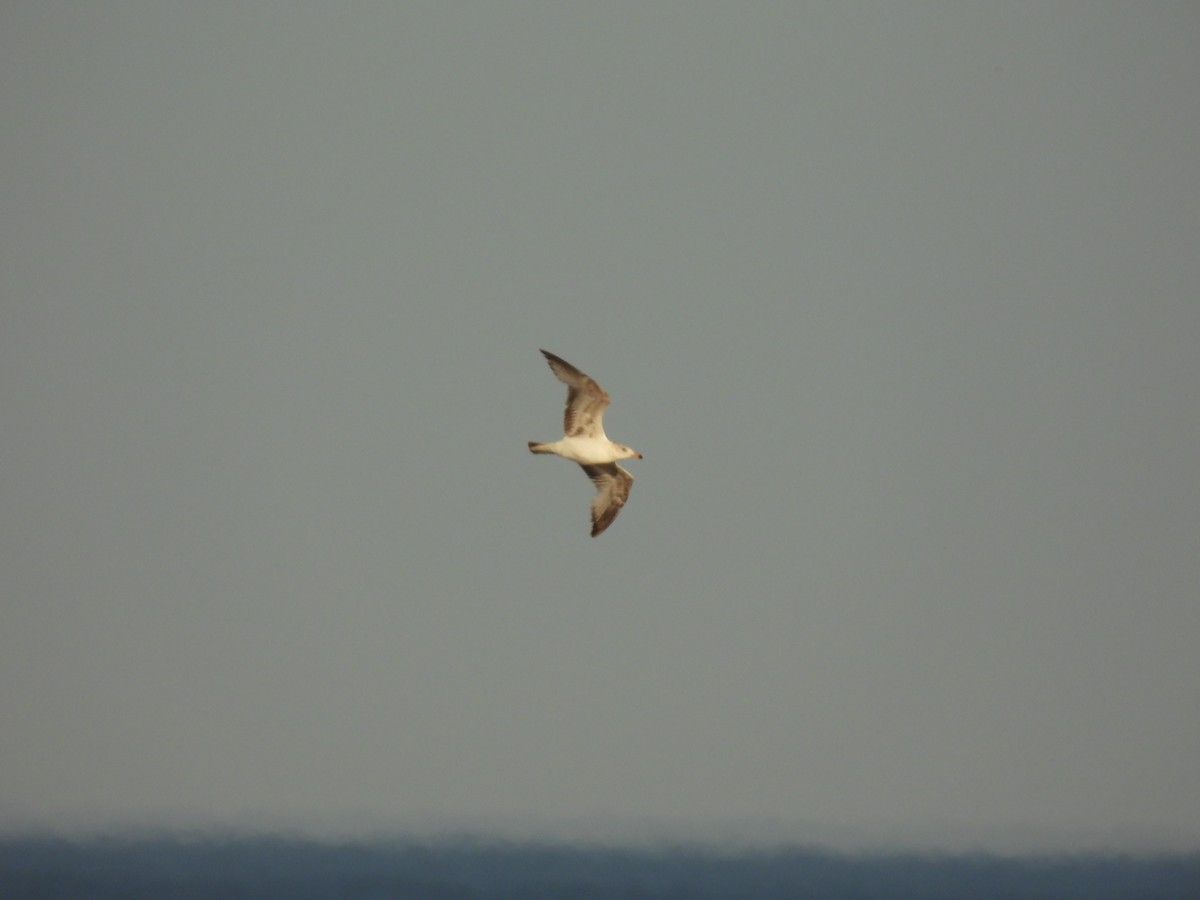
[529,350,642,537]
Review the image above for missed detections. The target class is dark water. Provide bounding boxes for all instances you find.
[2,835,1198,899]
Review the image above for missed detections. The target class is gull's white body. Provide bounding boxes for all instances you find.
[534,434,632,466]
[529,350,642,537]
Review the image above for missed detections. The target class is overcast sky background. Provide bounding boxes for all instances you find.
[2,3,1198,854]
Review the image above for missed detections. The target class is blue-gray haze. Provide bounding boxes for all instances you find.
[1,3,1198,854]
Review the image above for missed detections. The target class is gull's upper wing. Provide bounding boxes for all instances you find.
[579,462,634,537]
[541,349,611,438]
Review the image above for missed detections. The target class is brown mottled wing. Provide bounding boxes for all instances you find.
[580,463,634,537]
[540,349,611,438]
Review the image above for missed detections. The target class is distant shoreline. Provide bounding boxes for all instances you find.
[3,834,1197,900]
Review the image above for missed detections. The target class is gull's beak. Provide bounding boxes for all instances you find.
[636,452,643,459]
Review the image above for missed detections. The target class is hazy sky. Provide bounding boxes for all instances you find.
[2,3,1198,854]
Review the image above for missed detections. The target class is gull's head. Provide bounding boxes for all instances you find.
[620,445,643,461]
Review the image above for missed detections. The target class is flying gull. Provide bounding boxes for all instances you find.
[529,350,642,537]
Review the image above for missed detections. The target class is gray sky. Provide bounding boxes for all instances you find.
[2,2,1198,854]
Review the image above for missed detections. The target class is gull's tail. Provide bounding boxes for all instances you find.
[528,441,554,454]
